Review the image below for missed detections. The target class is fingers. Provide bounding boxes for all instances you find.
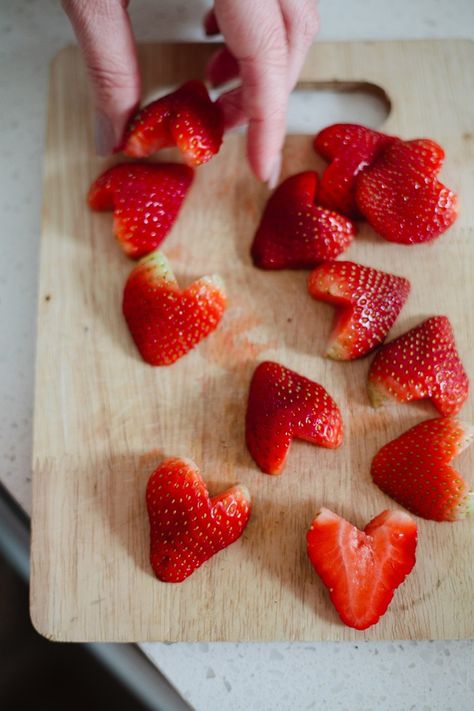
[280,0,319,90]
[213,0,289,183]
[206,47,240,87]
[62,0,140,154]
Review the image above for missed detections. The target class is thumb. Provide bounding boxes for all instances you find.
[62,0,140,154]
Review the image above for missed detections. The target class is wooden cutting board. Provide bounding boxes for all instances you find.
[31,41,474,642]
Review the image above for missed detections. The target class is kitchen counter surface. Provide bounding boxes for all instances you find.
[1,1,473,709]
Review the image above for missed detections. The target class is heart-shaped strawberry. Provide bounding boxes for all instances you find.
[371,417,474,521]
[123,250,226,365]
[251,172,355,269]
[355,138,458,244]
[368,316,469,416]
[245,361,343,475]
[123,80,224,166]
[146,458,252,582]
[307,508,417,629]
[314,123,393,217]
[88,163,194,259]
[308,261,411,360]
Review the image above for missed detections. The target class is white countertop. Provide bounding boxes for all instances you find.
[1,1,473,709]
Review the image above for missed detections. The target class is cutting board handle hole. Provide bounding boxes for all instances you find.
[288,80,391,134]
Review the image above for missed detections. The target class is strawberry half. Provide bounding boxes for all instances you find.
[313,124,393,217]
[245,361,343,475]
[123,250,226,365]
[368,316,469,416]
[123,80,224,166]
[307,508,417,630]
[251,172,355,269]
[88,162,194,259]
[146,457,251,582]
[355,138,458,244]
[371,418,474,521]
[308,261,410,360]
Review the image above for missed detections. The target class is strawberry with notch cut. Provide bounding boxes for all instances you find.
[307,508,417,630]
[355,138,458,244]
[123,80,224,166]
[313,123,394,217]
[308,261,411,360]
[88,162,194,259]
[368,316,469,416]
[123,250,226,366]
[245,361,343,475]
[251,171,356,270]
[371,417,474,521]
[147,457,251,582]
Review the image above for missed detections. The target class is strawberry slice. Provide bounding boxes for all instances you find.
[313,124,393,217]
[123,80,224,166]
[371,418,474,521]
[123,250,226,365]
[146,457,251,582]
[355,138,458,244]
[245,361,343,475]
[307,508,417,630]
[308,261,410,360]
[368,316,469,416]
[88,162,194,259]
[251,172,356,270]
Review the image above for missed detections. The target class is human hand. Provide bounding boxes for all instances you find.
[204,1,319,185]
[62,0,319,185]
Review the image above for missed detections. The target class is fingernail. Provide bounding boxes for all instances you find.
[266,154,282,190]
[94,112,116,155]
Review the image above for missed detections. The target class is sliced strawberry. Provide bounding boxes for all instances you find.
[307,261,410,360]
[313,124,393,217]
[123,80,224,166]
[251,172,355,269]
[368,316,469,416]
[355,138,458,244]
[123,250,226,365]
[307,508,417,630]
[146,457,251,582]
[371,418,474,521]
[245,361,343,475]
[88,162,193,259]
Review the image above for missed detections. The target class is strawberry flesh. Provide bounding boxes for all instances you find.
[146,457,251,582]
[251,172,355,269]
[308,261,410,360]
[307,508,417,630]
[371,417,474,521]
[245,361,343,475]
[123,80,224,166]
[123,250,226,365]
[314,124,393,217]
[368,316,469,416]
[88,162,194,259]
[355,138,458,244]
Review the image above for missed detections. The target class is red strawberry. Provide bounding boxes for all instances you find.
[368,316,469,416]
[307,508,417,630]
[314,124,393,217]
[88,163,193,259]
[355,138,458,244]
[251,172,356,270]
[123,80,224,166]
[371,417,474,521]
[146,458,251,582]
[307,261,410,360]
[245,361,343,475]
[123,250,226,365]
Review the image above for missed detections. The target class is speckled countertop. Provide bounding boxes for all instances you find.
[1,1,473,709]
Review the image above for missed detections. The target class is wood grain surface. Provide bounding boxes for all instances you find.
[31,41,474,642]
